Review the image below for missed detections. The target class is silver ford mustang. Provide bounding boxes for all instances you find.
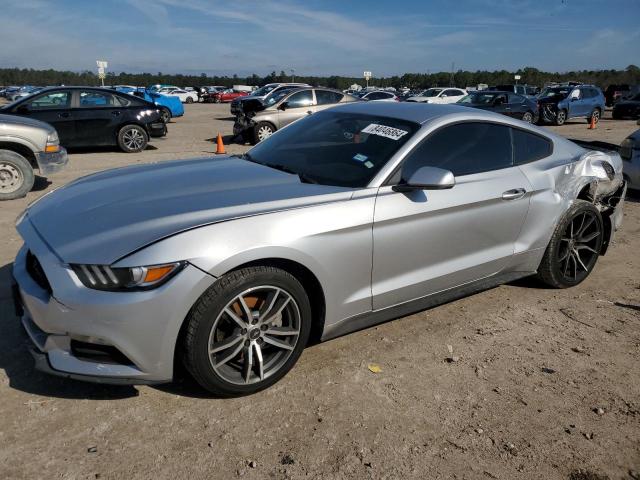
[12,102,626,396]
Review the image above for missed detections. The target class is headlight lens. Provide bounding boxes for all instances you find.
[45,131,60,152]
[71,262,185,291]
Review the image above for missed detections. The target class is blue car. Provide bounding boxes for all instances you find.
[115,87,184,123]
[538,84,605,126]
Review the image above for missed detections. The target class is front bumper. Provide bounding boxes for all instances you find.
[233,116,254,136]
[12,222,216,384]
[147,121,167,138]
[35,147,68,176]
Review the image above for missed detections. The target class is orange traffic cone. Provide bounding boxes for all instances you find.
[588,115,596,130]
[215,133,226,154]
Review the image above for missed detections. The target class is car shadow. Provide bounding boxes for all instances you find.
[65,144,158,154]
[0,263,138,400]
[32,175,51,192]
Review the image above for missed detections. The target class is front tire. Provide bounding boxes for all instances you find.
[253,122,276,144]
[521,111,534,123]
[186,96,194,104]
[537,200,604,288]
[117,124,148,153]
[0,149,34,200]
[589,108,601,124]
[160,108,171,124]
[555,109,567,126]
[183,266,312,397]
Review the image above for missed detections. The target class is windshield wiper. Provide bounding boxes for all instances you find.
[264,163,319,184]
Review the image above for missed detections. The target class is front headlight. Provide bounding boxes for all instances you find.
[45,131,60,153]
[71,262,185,291]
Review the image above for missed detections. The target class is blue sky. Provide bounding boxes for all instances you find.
[1,0,638,76]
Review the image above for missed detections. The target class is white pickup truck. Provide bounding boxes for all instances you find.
[0,113,68,200]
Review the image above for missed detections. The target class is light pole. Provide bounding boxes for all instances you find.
[290,69,295,82]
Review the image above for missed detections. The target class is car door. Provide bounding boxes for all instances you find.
[371,121,532,309]
[490,93,510,115]
[73,89,125,146]
[506,93,526,117]
[276,90,315,128]
[14,90,75,145]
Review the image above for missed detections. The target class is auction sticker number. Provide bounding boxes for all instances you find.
[361,123,408,141]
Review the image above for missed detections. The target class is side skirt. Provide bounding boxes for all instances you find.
[321,271,532,341]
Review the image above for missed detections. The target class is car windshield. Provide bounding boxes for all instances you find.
[420,89,442,97]
[265,88,297,106]
[243,110,420,188]
[539,87,572,98]
[458,93,496,104]
[252,85,277,97]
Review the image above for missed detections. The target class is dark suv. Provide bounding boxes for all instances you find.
[1,87,166,153]
[537,84,605,126]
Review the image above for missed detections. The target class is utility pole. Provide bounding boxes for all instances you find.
[450,62,455,87]
[290,69,295,82]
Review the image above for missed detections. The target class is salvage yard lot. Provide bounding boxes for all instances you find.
[0,103,639,479]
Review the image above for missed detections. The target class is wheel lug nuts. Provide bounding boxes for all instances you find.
[241,328,247,334]
[260,325,268,331]
[244,340,250,346]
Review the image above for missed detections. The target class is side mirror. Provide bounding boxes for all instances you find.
[392,166,455,192]
[278,102,289,111]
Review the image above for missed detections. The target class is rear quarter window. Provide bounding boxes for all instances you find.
[512,128,553,165]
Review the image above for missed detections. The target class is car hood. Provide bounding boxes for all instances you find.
[22,157,354,265]
[0,113,55,132]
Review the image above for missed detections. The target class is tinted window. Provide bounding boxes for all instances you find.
[286,90,314,107]
[508,93,525,103]
[512,128,552,165]
[78,90,119,108]
[26,91,71,110]
[402,122,513,178]
[315,90,344,105]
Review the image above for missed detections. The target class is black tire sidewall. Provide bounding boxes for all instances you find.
[117,125,148,153]
[185,267,312,397]
[0,150,34,200]
[253,122,275,144]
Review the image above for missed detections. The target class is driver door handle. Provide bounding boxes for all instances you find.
[502,188,526,200]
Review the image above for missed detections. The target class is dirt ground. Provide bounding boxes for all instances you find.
[0,103,638,480]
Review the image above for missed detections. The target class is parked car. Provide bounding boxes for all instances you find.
[1,87,167,153]
[211,89,249,103]
[12,102,625,396]
[231,83,311,115]
[612,92,640,120]
[130,88,184,123]
[620,121,640,190]
[157,87,199,104]
[537,84,605,126]
[457,91,538,123]
[357,90,399,102]
[234,87,358,143]
[405,88,467,104]
[6,86,37,102]
[604,84,632,106]
[488,84,539,97]
[0,114,68,200]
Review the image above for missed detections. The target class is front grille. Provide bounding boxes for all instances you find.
[26,250,52,294]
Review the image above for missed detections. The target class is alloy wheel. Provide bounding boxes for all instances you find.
[207,285,301,385]
[556,210,601,283]
[0,162,23,194]
[122,129,145,150]
[522,112,533,123]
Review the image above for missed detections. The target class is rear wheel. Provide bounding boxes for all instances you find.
[0,149,34,200]
[537,200,603,288]
[117,125,148,153]
[183,266,312,397]
[589,108,601,124]
[186,96,194,104]
[555,109,567,126]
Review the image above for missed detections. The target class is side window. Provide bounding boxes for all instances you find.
[508,93,524,103]
[78,90,118,107]
[25,91,71,110]
[512,128,553,165]
[453,89,465,96]
[402,122,513,178]
[286,90,314,107]
[367,92,382,100]
[113,94,134,107]
[315,90,344,105]
[515,86,525,95]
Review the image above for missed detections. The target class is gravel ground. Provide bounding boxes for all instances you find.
[0,103,638,480]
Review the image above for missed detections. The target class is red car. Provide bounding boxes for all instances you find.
[212,89,248,103]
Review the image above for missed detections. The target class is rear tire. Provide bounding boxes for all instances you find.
[183,266,312,397]
[186,96,194,104]
[589,108,601,124]
[0,149,34,200]
[537,200,604,288]
[117,125,148,153]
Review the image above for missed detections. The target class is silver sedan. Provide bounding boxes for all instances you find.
[13,102,626,396]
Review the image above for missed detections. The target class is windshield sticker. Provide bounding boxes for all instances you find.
[364,161,374,169]
[353,153,368,162]
[361,123,408,141]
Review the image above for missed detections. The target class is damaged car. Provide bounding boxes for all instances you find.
[620,121,640,190]
[233,87,358,143]
[13,102,626,397]
[537,84,605,126]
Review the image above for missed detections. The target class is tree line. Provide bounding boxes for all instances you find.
[1,66,638,90]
